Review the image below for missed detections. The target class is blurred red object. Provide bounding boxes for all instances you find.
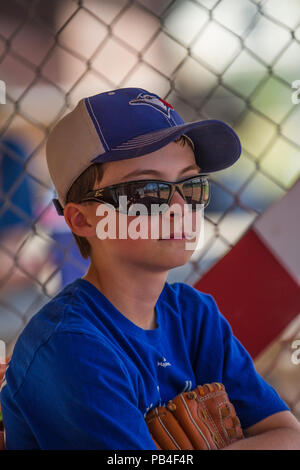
[194,180,300,359]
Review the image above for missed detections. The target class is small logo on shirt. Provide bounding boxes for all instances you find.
[157,357,171,368]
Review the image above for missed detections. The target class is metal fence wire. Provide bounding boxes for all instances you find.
[0,0,300,419]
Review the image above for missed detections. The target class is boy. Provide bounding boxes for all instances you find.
[1,88,300,450]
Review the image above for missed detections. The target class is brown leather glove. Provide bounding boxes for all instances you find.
[145,382,244,450]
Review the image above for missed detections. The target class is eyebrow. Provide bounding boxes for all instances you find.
[120,164,201,181]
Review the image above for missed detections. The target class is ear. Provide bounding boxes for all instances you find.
[63,202,95,238]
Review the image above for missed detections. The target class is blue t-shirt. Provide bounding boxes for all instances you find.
[0,278,288,450]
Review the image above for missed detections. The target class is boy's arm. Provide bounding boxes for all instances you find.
[180,287,293,447]
[5,331,157,450]
[223,410,300,450]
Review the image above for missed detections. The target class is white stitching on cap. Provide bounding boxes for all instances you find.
[86,97,109,150]
[113,127,182,150]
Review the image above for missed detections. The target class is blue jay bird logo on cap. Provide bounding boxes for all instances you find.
[129,92,174,119]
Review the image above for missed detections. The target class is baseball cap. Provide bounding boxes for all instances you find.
[46,87,241,215]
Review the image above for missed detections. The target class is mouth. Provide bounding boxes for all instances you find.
[159,232,193,240]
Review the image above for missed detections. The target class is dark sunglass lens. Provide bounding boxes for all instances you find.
[182,178,210,210]
[136,182,170,212]
[116,181,171,214]
[202,182,210,208]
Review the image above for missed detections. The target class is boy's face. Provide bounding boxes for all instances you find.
[83,140,203,272]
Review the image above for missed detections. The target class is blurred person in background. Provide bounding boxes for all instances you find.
[0,136,51,351]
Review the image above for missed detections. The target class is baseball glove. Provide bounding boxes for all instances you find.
[145,382,244,450]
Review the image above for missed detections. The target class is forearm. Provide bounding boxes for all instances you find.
[223,427,300,450]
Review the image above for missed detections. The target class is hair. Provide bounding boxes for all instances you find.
[65,134,195,260]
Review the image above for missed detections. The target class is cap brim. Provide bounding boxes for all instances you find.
[92,119,241,173]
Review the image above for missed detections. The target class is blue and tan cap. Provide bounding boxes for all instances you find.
[46,87,241,214]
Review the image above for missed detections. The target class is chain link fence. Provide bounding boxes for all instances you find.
[0,0,299,419]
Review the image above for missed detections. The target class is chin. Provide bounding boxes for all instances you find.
[155,250,194,270]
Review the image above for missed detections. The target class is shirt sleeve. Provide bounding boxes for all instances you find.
[11,331,157,450]
[178,284,289,430]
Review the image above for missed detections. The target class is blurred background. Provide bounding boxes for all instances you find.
[0,0,299,419]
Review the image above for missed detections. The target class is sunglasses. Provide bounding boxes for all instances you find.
[79,174,210,215]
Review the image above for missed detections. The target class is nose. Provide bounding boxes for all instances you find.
[168,187,186,216]
[160,186,188,239]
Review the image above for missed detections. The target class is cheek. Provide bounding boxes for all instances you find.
[95,211,158,242]
[116,214,161,240]
[95,210,202,242]
[187,210,202,233]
